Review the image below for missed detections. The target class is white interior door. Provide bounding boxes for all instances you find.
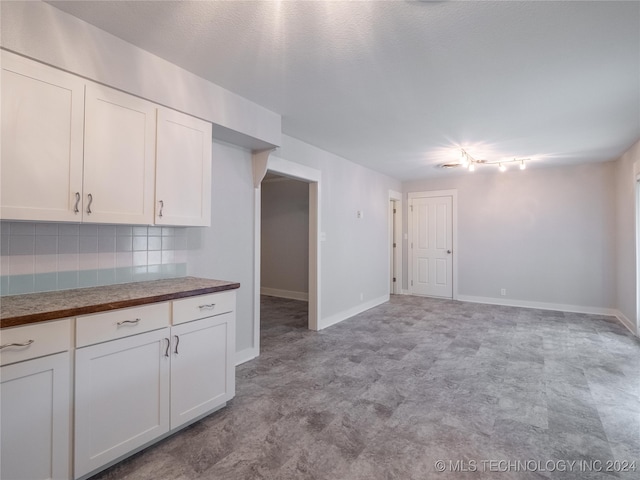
[411,195,453,298]
[390,200,394,293]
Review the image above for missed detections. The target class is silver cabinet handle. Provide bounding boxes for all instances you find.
[198,304,216,310]
[74,192,81,214]
[86,193,93,215]
[164,338,170,357]
[0,339,34,350]
[173,335,180,355]
[116,318,140,326]
[158,200,164,218]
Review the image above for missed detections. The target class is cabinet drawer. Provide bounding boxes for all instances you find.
[0,319,72,366]
[76,303,170,348]
[172,290,236,325]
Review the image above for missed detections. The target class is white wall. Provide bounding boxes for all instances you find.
[188,134,401,356]
[0,0,280,149]
[278,135,402,323]
[404,162,617,312]
[186,141,255,354]
[261,178,309,298]
[614,140,640,332]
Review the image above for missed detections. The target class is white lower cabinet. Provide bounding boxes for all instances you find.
[0,318,72,480]
[0,352,71,480]
[0,290,236,480]
[170,312,235,428]
[73,292,236,479]
[74,328,171,479]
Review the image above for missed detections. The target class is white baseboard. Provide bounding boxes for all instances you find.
[458,295,640,336]
[613,309,638,336]
[319,295,389,330]
[457,294,640,336]
[260,287,309,302]
[457,294,617,316]
[235,347,259,366]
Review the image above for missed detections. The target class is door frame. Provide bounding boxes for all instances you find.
[636,172,640,335]
[389,190,402,295]
[252,151,321,360]
[408,190,458,299]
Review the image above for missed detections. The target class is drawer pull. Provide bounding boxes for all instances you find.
[198,304,216,310]
[116,318,141,327]
[164,338,170,357]
[0,339,34,350]
[174,335,180,355]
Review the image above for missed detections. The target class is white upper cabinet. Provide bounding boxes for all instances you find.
[155,108,212,226]
[83,85,156,225]
[1,53,212,226]
[1,51,85,222]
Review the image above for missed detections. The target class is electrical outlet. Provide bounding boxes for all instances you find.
[357,210,363,219]
[500,288,506,296]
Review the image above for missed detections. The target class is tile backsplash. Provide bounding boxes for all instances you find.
[0,222,188,296]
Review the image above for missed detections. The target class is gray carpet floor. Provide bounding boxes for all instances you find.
[90,295,640,480]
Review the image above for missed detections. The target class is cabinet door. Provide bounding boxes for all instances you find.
[170,312,235,429]
[83,84,156,225]
[74,328,170,478]
[0,352,71,480]
[1,51,85,222]
[155,108,212,226]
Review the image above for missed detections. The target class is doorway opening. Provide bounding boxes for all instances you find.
[251,151,321,363]
[260,173,310,340]
[389,190,402,295]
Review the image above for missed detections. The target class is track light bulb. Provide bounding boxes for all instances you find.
[499,163,506,172]
[468,163,475,172]
[460,150,469,167]
[520,159,526,170]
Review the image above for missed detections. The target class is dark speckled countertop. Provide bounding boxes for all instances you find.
[0,277,240,328]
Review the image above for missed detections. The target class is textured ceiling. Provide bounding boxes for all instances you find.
[47,0,640,180]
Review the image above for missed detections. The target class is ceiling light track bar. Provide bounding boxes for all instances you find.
[441,149,529,172]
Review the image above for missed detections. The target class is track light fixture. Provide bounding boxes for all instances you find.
[439,149,530,172]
